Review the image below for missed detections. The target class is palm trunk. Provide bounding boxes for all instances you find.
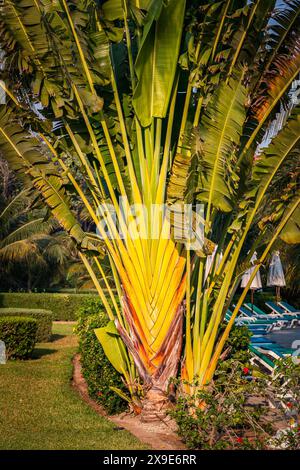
[140,387,170,422]
[116,299,184,419]
[27,268,32,292]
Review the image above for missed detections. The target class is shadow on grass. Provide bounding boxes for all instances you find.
[32,347,57,359]
[51,334,65,342]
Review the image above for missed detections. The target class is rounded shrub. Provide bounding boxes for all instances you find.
[0,316,38,359]
[75,298,127,415]
[0,308,52,342]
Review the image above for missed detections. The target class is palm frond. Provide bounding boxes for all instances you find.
[0,218,57,249]
[0,189,30,232]
[250,107,300,203]
[264,0,300,74]
[0,104,104,255]
[0,239,38,262]
[196,69,247,214]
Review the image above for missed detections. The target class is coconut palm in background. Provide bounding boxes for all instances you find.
[0,157,107,291]
[0,0,299,416]
[0,186,76,290]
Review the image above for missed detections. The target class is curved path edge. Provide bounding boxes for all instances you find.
[71,353,186,450]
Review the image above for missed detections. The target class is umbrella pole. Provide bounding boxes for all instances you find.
[251,289,254,312]
[276,286,280,303]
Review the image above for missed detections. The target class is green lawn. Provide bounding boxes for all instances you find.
[0,323,146,450]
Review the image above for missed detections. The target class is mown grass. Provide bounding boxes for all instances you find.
[0,323,146,450]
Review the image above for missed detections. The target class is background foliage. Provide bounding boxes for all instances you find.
[0,292,98,321]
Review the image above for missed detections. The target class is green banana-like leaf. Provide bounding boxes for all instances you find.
[32,174,96,249]
[133,0,186,127]
[197,69,247,213]
[258,190,300,245]
[167,129,203,206]
[259,193,300,245]
[167,153,198,205]
[109,386,131,403]
[94,321,129,375]
[229,0,276,75]
[241,39,300,165]
[262,0,300,76]
[280,204,300,244]
[0,106,56,176]
[0,105,104,255]
[102,0,150,21]
[0,0,109,118]
[252,42,300,124]
[90,116,130,193]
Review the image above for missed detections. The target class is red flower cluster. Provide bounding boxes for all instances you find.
[287,402,293,408]
[236,437,243,444]
[243,367,249,375]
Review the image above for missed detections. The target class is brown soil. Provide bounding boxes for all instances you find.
[71,353,186,450]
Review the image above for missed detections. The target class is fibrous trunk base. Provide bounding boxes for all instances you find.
[140,388,170,423]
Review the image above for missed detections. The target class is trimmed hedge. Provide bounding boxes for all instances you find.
[0,308,52,342]
[75,298,127,415]
[0,292,98,321]
[0,316,37,359]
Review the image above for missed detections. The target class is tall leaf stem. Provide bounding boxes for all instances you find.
[79,252,114,320]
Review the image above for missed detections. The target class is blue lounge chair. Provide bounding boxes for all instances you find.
[238,305,257,318]
[249,345,276,372]
[225,311,285,333]
[225,310,256,324]
[250,331,268,337]
[234,306,266,323]
[238,305,281,321]
[244,303,281,318]
[278,301,299,314]
[265,301,300,321]
[248,325,268,333]
[250,337,275,345]
[238,319,284,333]
[235,305,289,329]
[250,344,294,373]
[245,303,295,323]
[259,344,293,357]
[265,301,286,315]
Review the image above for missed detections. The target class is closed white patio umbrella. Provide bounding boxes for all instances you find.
[267,250,286,302]
[241,251,262,306]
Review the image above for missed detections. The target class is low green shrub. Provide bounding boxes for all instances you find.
[0,292,98,321]
[75,298,127,415]
[221,324,252,363]
[171,358,300,450]
[0,308,52,342]
[0,316,37,359]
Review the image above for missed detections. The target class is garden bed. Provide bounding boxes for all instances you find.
[72,353,186,450]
